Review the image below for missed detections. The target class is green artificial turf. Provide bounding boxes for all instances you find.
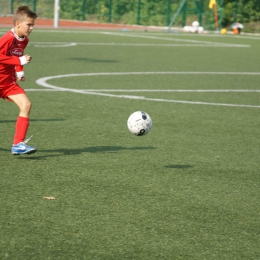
[0,29,259,259]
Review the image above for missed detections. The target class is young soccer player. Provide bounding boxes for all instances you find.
[0,6,37,155]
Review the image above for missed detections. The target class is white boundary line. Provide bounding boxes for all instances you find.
[2,29,251,48]
[1,28,259,41]
[22,29,260,41]
[145,32,260,41]
[33,42,77,47]
[30,41,249,48]
[35,72,260,109]
[100,32,250,47]
[36,71,260,79]
[25,88,260,93]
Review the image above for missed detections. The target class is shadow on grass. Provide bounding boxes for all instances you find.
[5,146,156,160]
[0,119,65,123]
[164,164,193,169]
[42,146,156,155]
[69,57,117,63]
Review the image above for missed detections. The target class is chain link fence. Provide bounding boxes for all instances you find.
[0,0,228,30]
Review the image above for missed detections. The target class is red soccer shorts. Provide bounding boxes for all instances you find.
[0,82,25,101]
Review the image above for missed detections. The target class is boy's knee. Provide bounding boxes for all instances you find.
[22,100,32,112]
[27,101,32,111]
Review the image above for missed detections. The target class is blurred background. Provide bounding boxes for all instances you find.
[0,0,259,33]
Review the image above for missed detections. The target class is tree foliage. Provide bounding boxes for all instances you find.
[222,0,260,26]
[10,0,260,30]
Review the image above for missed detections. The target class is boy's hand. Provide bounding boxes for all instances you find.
[16,71,25,81]
[25,54,32,63]
[17,76,26,81]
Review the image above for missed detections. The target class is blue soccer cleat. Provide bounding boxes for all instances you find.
[11,136,37,155]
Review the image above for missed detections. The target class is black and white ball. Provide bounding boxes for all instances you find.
[127,111,152,136]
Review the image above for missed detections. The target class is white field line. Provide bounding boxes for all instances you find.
[33,42,77,47]
[98,31,251,47]
[25,89,63,91]
[36,71,260,80]
[26,29,260,41]
[30,86,260,109]
[29,42,250,48]
[26,88,260,93]
[35,71,260,109]
[99,32,250,47]
[3,28,258,41]
[62,89,260,93]
[145,32,260,41]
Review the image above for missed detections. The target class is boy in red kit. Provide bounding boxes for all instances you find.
[0,6,37,155]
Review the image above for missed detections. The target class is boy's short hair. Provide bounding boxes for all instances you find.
[13,6,37,25]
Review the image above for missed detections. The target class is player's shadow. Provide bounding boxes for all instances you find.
[164,164,193,169]
[69,57,117,63]
[0,119,65,123]
[11,146,156,160]
[43,146,155,155]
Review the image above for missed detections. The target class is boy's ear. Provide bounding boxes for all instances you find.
[15,21,21,27]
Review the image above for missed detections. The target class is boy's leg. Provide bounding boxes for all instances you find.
[8,93,31,118]
[8,93,31,144]
[8,93,36,155]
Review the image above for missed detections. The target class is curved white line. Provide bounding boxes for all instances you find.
[36,71,260,82]
[35,72,260,109]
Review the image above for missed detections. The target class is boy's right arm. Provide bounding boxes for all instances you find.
[0,54,26,66]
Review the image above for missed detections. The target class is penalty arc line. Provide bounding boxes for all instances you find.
[35,72,260,109]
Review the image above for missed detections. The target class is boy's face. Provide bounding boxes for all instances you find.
[15,16,35,38]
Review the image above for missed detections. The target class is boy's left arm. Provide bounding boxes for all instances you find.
[16,40,31,81]
[16,64,25,81]
[16,54,32,81]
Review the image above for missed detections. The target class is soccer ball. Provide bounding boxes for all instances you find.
[127,111,152,136]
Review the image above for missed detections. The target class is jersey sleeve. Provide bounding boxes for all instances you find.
[0,33,22,66]
[15,38,28,73]
[15,64,24,73]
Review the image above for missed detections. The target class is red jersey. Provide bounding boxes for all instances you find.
[0,29,28,85]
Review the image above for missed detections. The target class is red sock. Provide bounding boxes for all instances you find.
[13,116,29,145]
